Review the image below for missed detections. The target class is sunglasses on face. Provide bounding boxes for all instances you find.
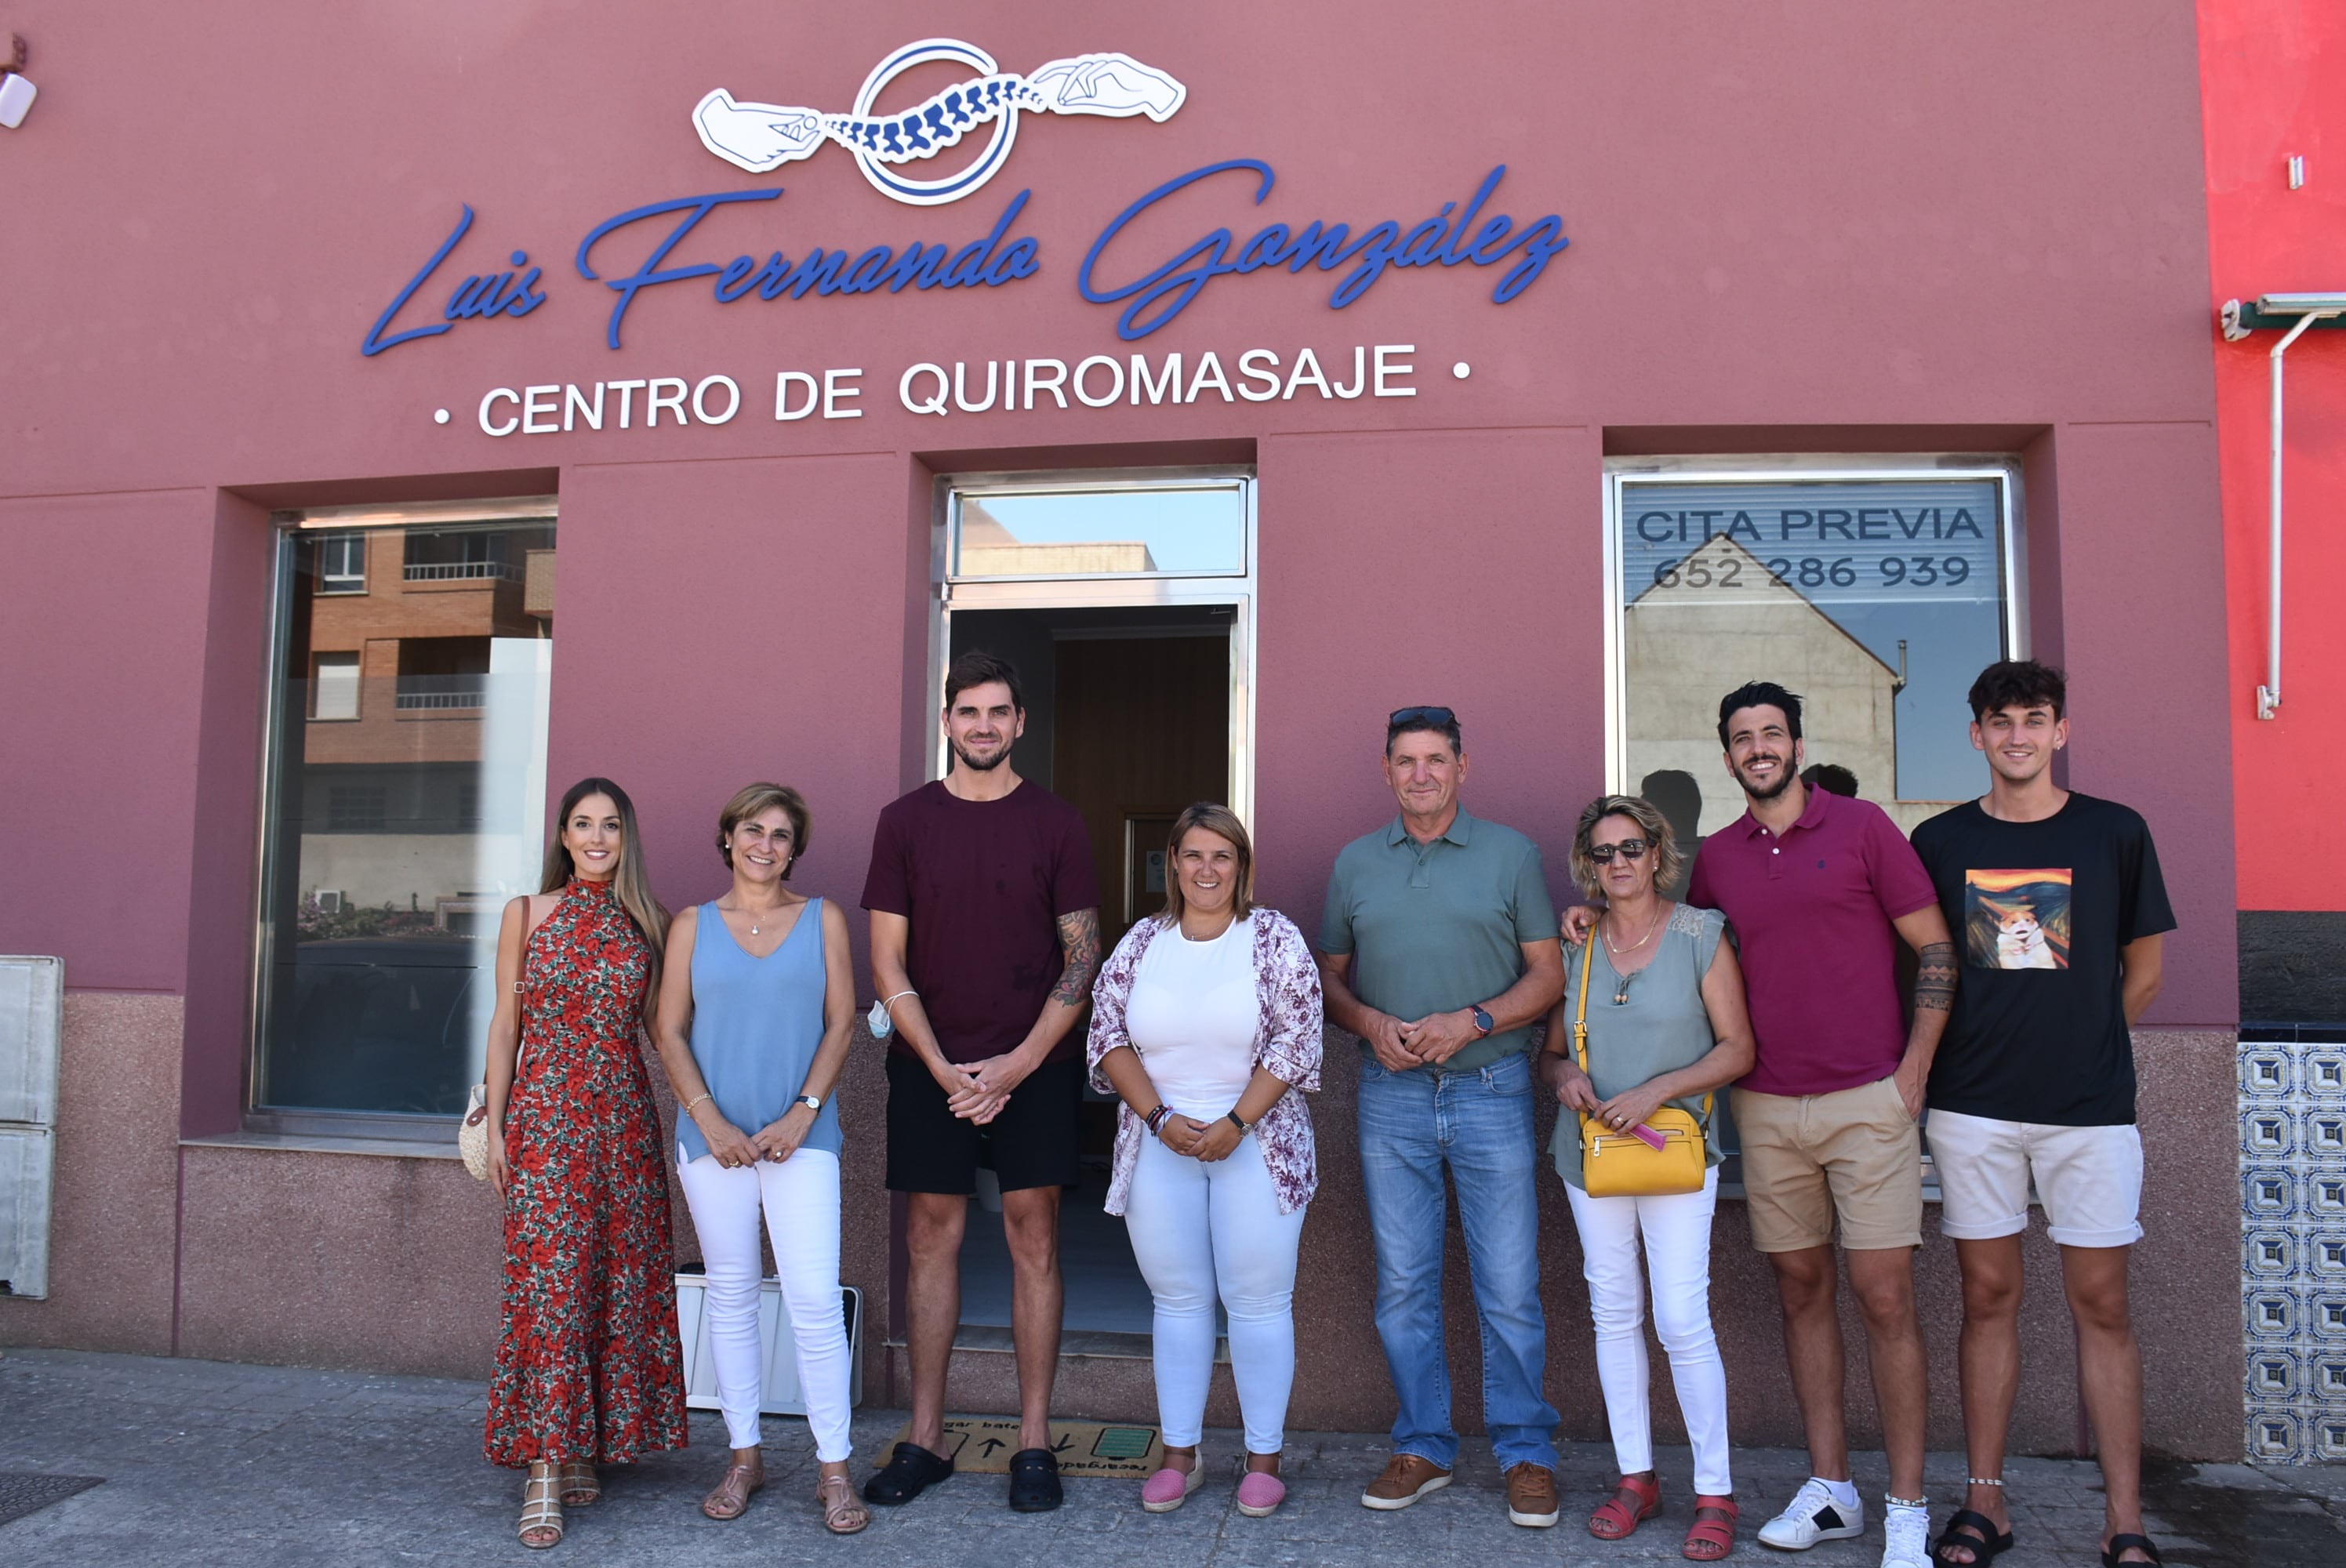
[1587,838,1654,863]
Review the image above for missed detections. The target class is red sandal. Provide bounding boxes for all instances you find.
[1684,1495,1738,1560]
[1589,1474,1662,1540]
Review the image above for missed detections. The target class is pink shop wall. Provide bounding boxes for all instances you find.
[0,0,2239,1439]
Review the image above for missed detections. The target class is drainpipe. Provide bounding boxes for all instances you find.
[2260,309,2336,719]
[2224,292,2346,720]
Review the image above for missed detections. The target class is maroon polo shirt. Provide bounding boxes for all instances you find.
[1686,785,1937,1097]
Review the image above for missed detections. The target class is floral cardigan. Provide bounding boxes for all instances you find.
[1086,908,1324,1216]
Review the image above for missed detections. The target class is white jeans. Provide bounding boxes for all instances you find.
[1124,1132,1306,1454]
[675,1145,852,1461]
[1563,1168,1731,1494]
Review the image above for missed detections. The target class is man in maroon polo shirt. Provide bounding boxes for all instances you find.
[1690,682,1955,1568]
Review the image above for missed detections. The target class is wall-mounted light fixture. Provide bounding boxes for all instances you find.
[0,34,34,130]
[2219,292,2346,720]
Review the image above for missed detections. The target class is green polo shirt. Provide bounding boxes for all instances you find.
[1319,807,1561,1073]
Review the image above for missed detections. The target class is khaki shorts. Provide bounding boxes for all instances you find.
[1732,1076,1923,1252]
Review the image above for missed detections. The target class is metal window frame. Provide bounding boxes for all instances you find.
[932,467,1259,829]
[1600,454,2027,798]
[946,472,1251,585]
[245,502,557,1138]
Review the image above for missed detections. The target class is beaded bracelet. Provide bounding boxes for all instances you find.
[1144,1104,1173,1136]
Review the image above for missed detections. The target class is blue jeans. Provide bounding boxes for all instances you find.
[1357,1049,1559,1471]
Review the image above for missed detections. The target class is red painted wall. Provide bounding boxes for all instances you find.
[2203,0,2346,913]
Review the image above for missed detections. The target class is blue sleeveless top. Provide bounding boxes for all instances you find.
[678,897,843,1162]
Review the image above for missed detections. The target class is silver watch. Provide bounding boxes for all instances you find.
[797,1094,823,1112]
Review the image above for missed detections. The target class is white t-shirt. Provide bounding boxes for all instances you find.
[1125,913,1259,1119]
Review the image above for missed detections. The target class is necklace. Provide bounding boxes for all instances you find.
[1603,903,1663,956]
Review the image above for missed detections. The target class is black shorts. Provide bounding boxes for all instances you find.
[884,1051,1084,1195]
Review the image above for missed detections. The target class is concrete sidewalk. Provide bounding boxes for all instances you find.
[0,1348,2338,1566]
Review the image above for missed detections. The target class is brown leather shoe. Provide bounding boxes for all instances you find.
[1361,1454,1453,1510]
[1506,1461,1561,1527]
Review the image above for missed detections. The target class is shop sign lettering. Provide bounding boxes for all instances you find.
[361,169,1567,358]
[468,343,1421,436]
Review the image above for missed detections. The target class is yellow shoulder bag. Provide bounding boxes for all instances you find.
[1575,935,1710,1197]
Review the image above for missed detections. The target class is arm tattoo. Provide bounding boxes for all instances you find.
[1913,940,1956,1013]
[1051,908,1102,1007]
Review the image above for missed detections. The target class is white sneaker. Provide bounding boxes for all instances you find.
[1758,1478,1865,1549]
[1880,1503,1931,1568]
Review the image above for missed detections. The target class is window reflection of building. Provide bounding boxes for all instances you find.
[1626,534,1906,816]
[259,517,554,1120]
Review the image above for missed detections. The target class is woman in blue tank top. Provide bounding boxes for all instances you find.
[652,783,864,1534]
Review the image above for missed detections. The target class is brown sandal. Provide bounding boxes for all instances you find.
[702,1458,764,1521]
[558,1460,600,1507]
[518,1463,565,1548]
[819,1472,870,1534]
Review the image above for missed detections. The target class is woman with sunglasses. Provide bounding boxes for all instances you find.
[1539,794,1755,1561]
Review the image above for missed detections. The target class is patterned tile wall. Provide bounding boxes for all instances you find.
[2239,1032,2346,1463]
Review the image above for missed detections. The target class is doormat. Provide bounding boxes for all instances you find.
[887,1417,1164,1479]
[0,1472,103,1528]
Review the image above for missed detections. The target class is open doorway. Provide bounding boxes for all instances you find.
[946,604,1235,1340]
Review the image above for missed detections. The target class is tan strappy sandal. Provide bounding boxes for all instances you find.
[702,1457,764,1521]
[819,1472,870,1535]
[558,1460,601,1507]
[518,1462,565,1548]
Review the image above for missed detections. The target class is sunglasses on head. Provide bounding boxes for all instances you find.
[1387,705,1457,729]
[1587,838,1654,863]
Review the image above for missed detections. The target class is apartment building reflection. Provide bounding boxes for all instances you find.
[257,519,555,1120]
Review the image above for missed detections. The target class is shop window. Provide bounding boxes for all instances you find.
[1607,463,2018,848]
[316,532,366,594]
[253,506,555,1127]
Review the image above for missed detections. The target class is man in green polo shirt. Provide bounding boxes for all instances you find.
[1317,706,1567,1529]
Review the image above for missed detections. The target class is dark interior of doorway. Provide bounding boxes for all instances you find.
[948,604,1233,1341]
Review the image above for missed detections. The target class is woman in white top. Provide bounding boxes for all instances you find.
[1088,803,1324,1520]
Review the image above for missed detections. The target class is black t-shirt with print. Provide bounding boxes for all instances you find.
[1909,793,2175,1126]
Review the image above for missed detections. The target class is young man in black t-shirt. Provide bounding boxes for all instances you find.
[1909,661,2172,1568]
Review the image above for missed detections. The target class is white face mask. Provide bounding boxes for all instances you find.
[867,998,895,1040]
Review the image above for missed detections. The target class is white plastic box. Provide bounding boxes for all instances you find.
[674,1275,862,1415]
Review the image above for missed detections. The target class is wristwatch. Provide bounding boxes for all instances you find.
[1226,1109,1251,1133]
[1470,1004,1495,1037]
[797,1094,823,1112]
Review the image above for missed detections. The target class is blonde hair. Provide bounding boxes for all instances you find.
[1159,802,1255,924]
[541,777,670,1014]
[716,782,812,880]
[1569,793,1683,901]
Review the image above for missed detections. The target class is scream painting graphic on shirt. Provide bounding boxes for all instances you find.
[1963,869,2072,970]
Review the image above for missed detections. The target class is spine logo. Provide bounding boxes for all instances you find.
[694,38,1186,206]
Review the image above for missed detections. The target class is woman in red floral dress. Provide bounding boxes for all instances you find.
[480,777,689,1548]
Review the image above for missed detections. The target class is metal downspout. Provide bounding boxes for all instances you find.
[2260,309,2339,720]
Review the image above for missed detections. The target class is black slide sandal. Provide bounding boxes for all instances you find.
[1932,1508,2016,1567]
[861,1441,954,1506]
[2101,1534,2163,1568]
[1008,1447,1063,1512]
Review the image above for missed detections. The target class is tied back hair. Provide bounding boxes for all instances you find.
[541,776,670,1014]
[1159,801,1255,924]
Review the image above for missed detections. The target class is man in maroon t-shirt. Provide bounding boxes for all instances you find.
[1689,683,1955,1568]
[860,652,1101,1515]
